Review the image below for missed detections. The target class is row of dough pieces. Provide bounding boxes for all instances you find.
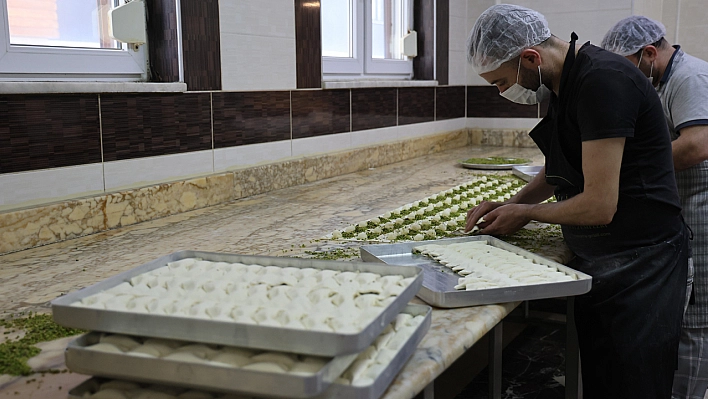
[80,313,425,398]
[71,259,415,333]
[413,241,576,291]
[331,183,521,241]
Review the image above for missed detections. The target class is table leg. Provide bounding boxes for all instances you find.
[566,297,582,399]
[423,380,434,399]
[489,322,503,399]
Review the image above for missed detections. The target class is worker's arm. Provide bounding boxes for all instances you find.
[476,137,624,235]
[465,166,555,232]
[672,125,708,171]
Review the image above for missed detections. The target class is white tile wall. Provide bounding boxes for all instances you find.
[545,9,633,45]
[398,119,467,139]
[449,15,468,53]
[675,0,708,62]
[467,117,542,130]
[219,0,298,91]
[219,0,295,38]
[292,133,352,158]
[103,151,214,191]
[0,164,104,209]
[448,50,467,86]
[351,126,400,148]
[221,34,297,91]
[214,141,293,172]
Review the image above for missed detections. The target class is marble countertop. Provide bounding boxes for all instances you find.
[0,145,567,398]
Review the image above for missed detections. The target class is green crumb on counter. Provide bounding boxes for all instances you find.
[499,224,564,253]
[303,247,360,261]
[0,313,84,376]
[462,157,530,165]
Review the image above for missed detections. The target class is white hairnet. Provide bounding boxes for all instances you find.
[601,16,666,56]
[467,4,551,74]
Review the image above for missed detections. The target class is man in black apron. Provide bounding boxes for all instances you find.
[465,5,690,398]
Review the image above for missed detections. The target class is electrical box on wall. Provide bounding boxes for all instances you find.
[109,0,147,47]
[402,30,417,57]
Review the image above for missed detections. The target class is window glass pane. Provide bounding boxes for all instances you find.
[7,0,120,49]
[372,0,407,60]
[321,0,352,58]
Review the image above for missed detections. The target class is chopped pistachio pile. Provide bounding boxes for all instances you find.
[0,313,84,376]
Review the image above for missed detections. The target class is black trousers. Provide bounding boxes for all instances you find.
[570,227,690,399]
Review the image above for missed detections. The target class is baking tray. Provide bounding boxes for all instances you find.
[459,159,531,170]
[65,333,357,398]
[512,165,543,182]
[316,304,431,399]
[360,236,592,308]
[52,250,423,356]
[67,305,432,399]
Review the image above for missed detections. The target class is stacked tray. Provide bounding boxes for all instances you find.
[53,251,429,398]
[67,305,431,399]
[360,236,592,308]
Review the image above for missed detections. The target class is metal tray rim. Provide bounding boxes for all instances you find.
[52,250,423,356]
[360,235,592,308]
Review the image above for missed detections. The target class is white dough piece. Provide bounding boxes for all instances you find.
[87,342,124,354]
[209,352,252,368]
[242,361,289,373]
[176,391,214,399]
[99,334,141,351]
[163,351,208,364]
[91,389,131,399]
[132,390,178,399]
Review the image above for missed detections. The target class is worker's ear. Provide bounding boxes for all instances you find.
[519,48,542,68]
[641,45,659,62]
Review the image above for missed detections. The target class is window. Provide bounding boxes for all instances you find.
[0,0,147,81]
[322,0,413,79]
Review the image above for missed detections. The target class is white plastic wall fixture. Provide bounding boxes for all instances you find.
[402,30,418,57]
[109,0,147,45]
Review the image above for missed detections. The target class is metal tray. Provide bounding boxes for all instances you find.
[512,165,543,182]
[316,304,431,399]
[360,236,592,308]
[52,250,423,356]
[65,333,357,398]
[67,305,432,399]
[460,159,531,170]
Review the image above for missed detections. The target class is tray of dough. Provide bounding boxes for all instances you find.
[360,236,591,308]
[65,333,357,398]
[52,250,423,356]
[67,305,432,399]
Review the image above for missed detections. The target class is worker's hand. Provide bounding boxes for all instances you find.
[475,203,531,235]
[465,201,505,232]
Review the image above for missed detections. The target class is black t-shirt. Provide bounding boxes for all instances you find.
[530,40,682,258]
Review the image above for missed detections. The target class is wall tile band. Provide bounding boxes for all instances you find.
[213,91,292,148]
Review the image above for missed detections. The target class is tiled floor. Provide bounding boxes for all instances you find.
[455,301,568,399]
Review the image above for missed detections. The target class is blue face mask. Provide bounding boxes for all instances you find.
[500,58,551,105]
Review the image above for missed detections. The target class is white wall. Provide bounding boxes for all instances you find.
[219,0,298,91]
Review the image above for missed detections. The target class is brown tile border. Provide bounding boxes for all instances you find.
[291,89,350,139]
[0,128,474,255]
[398,87,435,125]
[352,88,397,131]
[213,91,292,148]
[0,94,101,174]
[180,0,222,91]
[294,0,322,89]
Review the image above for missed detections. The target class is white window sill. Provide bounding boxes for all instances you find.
[322,80,438,89]
[0,82,187,94]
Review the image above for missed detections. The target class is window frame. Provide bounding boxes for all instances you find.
[322,0,413,80]
[0,0,148,82]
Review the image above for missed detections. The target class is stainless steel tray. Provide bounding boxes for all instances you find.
[67,305,432,399]
[52,250,423,356]
[460,159,531,170]
[316,304,431,399]
[512,165,543,182]
[65,333,358,398]
[360,236,592,308]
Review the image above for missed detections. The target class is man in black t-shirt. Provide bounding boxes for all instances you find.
[465,5,690,398]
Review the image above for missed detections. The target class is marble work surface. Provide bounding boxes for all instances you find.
[0,145,558,399]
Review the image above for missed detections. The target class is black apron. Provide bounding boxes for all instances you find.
[530,34,689,399]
